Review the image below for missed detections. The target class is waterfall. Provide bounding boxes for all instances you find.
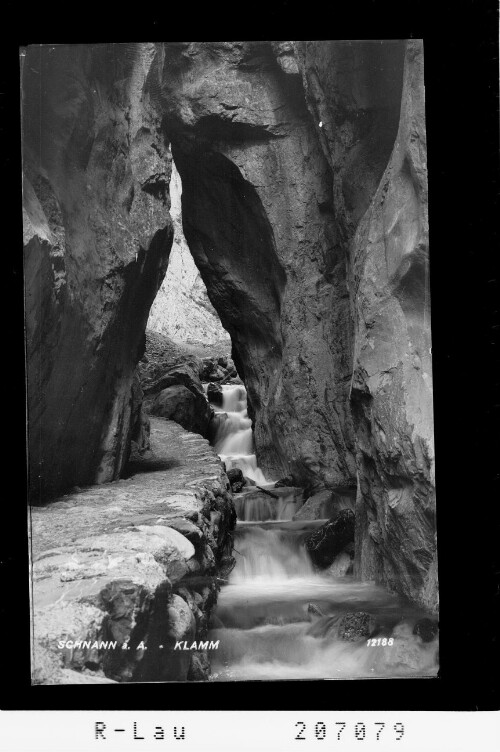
[210,520,439,680]
[206,382,438,681]
[230,525,315,583]
[211,385,267,484]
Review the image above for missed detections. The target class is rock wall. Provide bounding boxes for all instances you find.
[149,41,358,490]
[30,417,235,684]
[147,161,231,348]
[22,43,173,502]
[145,40,436,610]
[347,43,437,612]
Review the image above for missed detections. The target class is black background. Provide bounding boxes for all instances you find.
[1,0,498,712]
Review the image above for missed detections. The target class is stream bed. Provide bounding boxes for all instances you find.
[208,384,439,680]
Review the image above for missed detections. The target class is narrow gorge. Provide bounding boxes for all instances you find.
[23,40,438,684]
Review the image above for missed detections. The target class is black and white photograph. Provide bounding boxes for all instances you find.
[22,39,440,686]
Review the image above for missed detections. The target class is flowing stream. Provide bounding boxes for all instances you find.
[208,384,439,680]
[212,385,267,484]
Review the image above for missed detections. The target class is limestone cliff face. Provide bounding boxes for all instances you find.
[147,162,231,347]
[23,43,173,501]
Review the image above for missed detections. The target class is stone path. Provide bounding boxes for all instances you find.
[30,418,235,684]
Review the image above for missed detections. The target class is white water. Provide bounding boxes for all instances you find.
[233,492,302,522]
[211,385,268,484]
[210,521,439,680]
[207,381,438,680]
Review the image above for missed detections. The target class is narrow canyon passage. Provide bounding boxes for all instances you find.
[23,40,438,685]
[206,385,438,680]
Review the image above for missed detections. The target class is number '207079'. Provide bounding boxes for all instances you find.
[294,721,405,742]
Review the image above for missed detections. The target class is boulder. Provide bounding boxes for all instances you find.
[150,385,212,437]
[328,551,353,578]
[200,358,228,382]
[305,509,355,569]
[217,356,228,369]
[413,618,439,643]
[139,331,203,397]
[207,382,223,406]
[200,358,216,381]
[338,612,377,642]
[275,476,294,488]
[293,488,356,521]
[210,366,227,382]
[307,603,325,618]
[293,490,335,521]
[226,468,245,493]
[139,331,214,437]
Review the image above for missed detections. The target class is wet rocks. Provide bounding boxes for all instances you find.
[275,476,294,488]
[200,356,237,383]
[378,622,438,674]
[207,382,223,406]
[200,358,225,382]
[293,488,356,521]
[208,412,228,445]
[307,603,325,618]
[294,490,333,521]
[305,510,355,569]
[338,612,377,642]
[226,468,245,493]
[328,551,353,577]
[413,618,439,643]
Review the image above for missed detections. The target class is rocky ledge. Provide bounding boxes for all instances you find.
[30,418,235,684]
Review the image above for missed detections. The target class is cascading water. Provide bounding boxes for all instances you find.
[212,385,267,484]
[207,383,439,680]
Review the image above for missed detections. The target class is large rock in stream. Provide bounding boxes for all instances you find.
[305,510,355,569]
[293,488,356,521]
